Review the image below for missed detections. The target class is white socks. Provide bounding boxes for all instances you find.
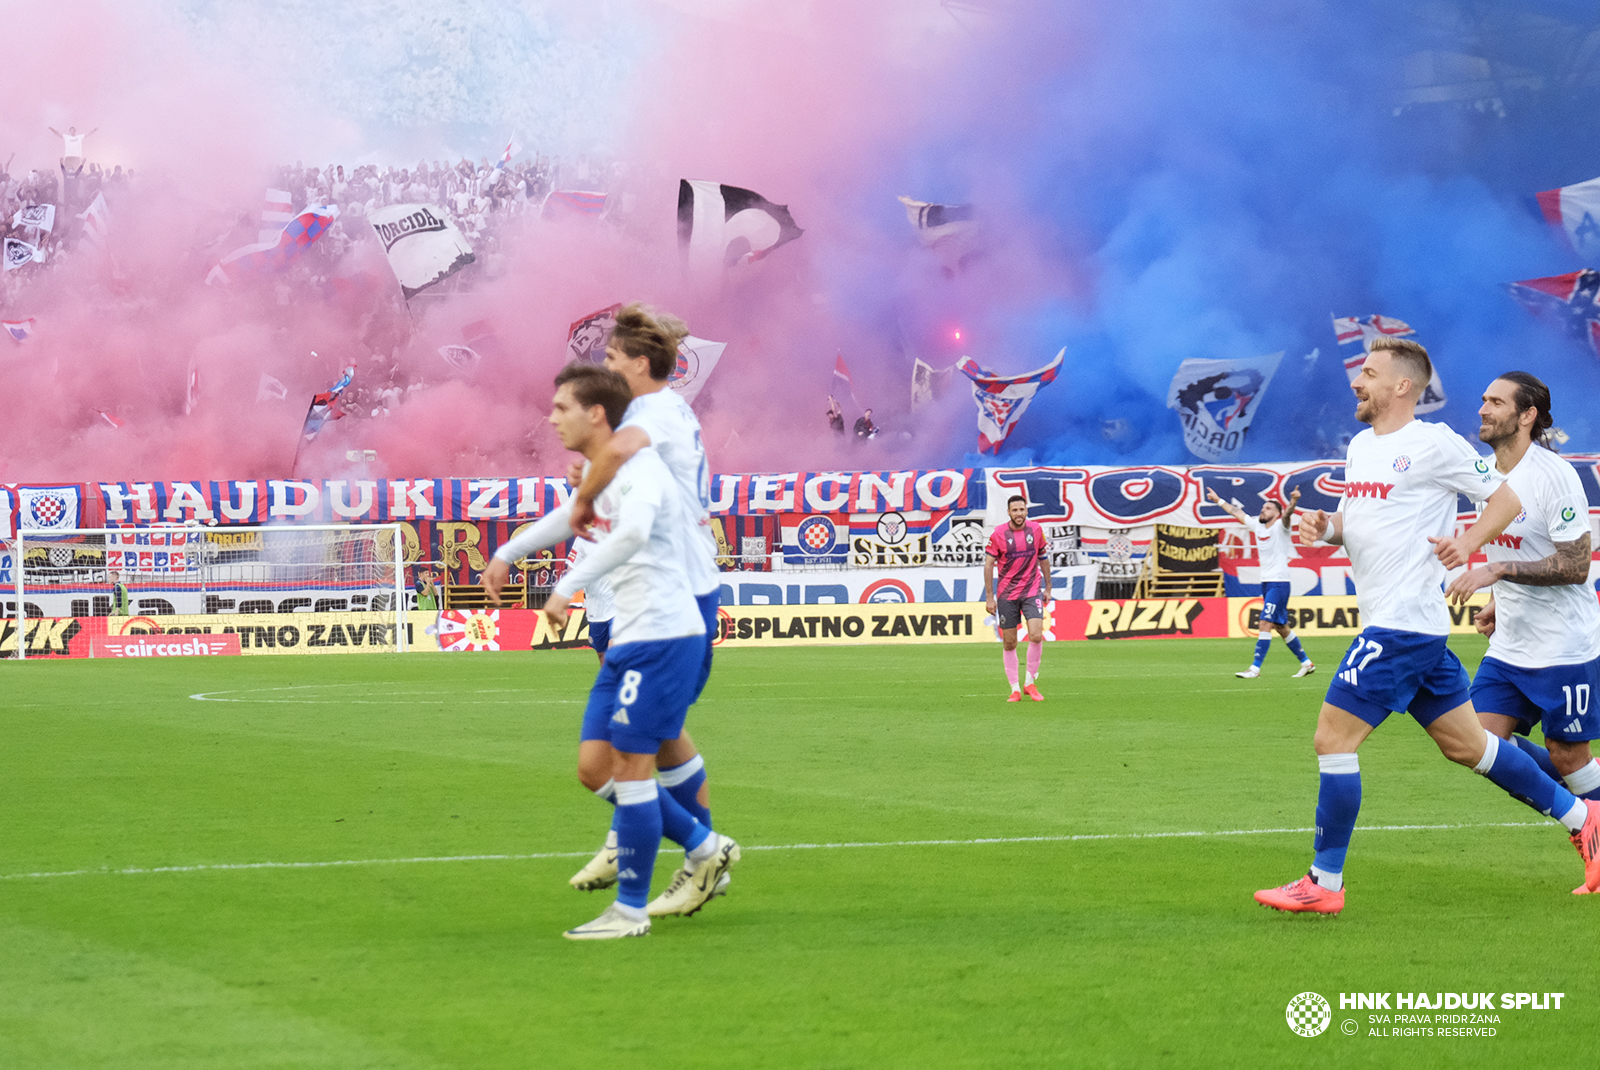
[1566,759,1600,797]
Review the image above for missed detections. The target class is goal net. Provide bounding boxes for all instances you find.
[6,524,405,654]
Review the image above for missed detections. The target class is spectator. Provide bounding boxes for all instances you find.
[49,126,97,172]
[853,408,878,440]
[827,398,845,435]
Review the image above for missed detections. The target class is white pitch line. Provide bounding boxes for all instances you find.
[0,821,1549,883]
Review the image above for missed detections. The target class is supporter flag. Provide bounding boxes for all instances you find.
[256,372,288,402]
[494,136,518,171]
[1534,175,1600,257]
[93,408,123,429]
[462,318,503,362]
[1167,352,1282,463]
[668,335,727,406]
[542,190,607,220]
[260,189,294,245]
[184,361,200,416]
[300,366,355,442]
[830,353,859,409]
[1507,269,1600,357]
[366,203,475,299]
[438,344,482,372]
[911,358,954,411]
[567,303,622,364]
[3,238,42,270]
[958,347,1065,453]
[898,195,979,273]
[206,204,340,286]
[677,180,802,275]
[19,486,82,531]
[1331,313,1446,414]
[2,318,35,342]
[78,191,110,248]
[12,203,56,232]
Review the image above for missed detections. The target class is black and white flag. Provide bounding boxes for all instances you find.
[677,180,802,275]
[13,203,56,232]
[3,238,42,271]
[367,204,475,299]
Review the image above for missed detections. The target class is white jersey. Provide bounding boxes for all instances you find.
[1243,514,1293,583]
[1483,445,1600,667]
[620,389,720,596]
[1339,419,1504,636]
[552,448,703,646]
[565,536,614,623]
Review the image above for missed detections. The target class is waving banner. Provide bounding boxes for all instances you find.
[368,204,475,299]
[958,347,1065,453]
[1331,314,1446,413]
[1166,351,1282,462]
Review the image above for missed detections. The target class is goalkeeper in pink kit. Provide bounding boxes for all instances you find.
[984,495,1052,701]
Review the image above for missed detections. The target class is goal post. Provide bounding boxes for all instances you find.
[8,523,406,660]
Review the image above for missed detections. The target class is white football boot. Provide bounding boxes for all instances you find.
[645,834,741,917]
[1235,666,1261,679]
[1292,661,1317,678]
[569,838,618,891]
[562,902,650,940]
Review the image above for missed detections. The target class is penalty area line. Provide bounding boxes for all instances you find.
[0,821,1548,883]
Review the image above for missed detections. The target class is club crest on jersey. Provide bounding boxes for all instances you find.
[1392,455,1411,473]
[1513,509,1527,525]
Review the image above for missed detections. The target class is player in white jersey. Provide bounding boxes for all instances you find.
[565,537,616,662]
[1254,338,1600,915]
[1206,487,1314,679]
[483,365,739,938]
[565,304,725,895]
[1439,372,1600,891]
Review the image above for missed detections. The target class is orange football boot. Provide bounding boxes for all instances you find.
[1254,874,1344,915]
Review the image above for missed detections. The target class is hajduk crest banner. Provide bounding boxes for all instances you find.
[1166,352,1283,462]
[4,238,42,270]
[368,204,475,299]
[668,336,727,405]
[1331,314,1446,413]
[20,485,82,531]
[567,304,622,365]
[957,347,1065,453]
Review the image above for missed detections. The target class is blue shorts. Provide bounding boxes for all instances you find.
[587,618,612,655]
[1259,581,1291,627]
[1324,627,1471,728]
[694,590,720,701]
[580,635,704,754]
[1471,655,1600,743]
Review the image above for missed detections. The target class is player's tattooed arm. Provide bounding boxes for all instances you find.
[1445,533,1590,604]
[1281,488,1301,529]
[1204,487,1246,522]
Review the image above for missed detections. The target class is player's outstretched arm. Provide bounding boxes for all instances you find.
[1282,488,1301,529]
[1430,482,1521,571]
[1446,532,1591,603]
[484,505,576,605]
[1204,487,1246,523]
[570,426,650,535]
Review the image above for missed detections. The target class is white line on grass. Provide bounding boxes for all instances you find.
[0,821,1549,882]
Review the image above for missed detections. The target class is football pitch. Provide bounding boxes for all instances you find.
[2,636,1592,1068]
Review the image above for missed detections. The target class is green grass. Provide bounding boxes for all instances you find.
[1,636,1593,1068]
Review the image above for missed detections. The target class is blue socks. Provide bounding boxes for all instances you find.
[1311,753,1361,888]
[1475,734,1582,826]
[1252,637,1271,668]
[1285,631,1309,664]
[1511,735,1562,783]
[612,780,662,909]
[658,754,712,828]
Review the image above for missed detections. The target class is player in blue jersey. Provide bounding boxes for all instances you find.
[1441,372,1600,892]
[1206,487,1314,679]
[485,364,739,938]
[1254,338,1600,915]
[563,304,727,901]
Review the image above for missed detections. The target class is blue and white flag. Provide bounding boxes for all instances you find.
[1167,352,1282,462]
[301,366,355,442]
[1331,313,1446,414]
[1536,175,1600,258]
[20,485,82,531]
[957,347,1065,453]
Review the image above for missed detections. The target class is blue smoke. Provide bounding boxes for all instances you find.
[875,0,1600,465]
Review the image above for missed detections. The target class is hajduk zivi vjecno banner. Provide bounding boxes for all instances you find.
[367,204,475,299]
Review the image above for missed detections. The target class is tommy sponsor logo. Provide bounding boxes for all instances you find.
[372,207,447,251]
[1344,482,1395,500]
[1489,534,1523,549]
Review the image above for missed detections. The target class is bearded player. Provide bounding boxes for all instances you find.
[1254,338,1600,915]
[984,494,1051,701]
[1441,372,1600,892]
